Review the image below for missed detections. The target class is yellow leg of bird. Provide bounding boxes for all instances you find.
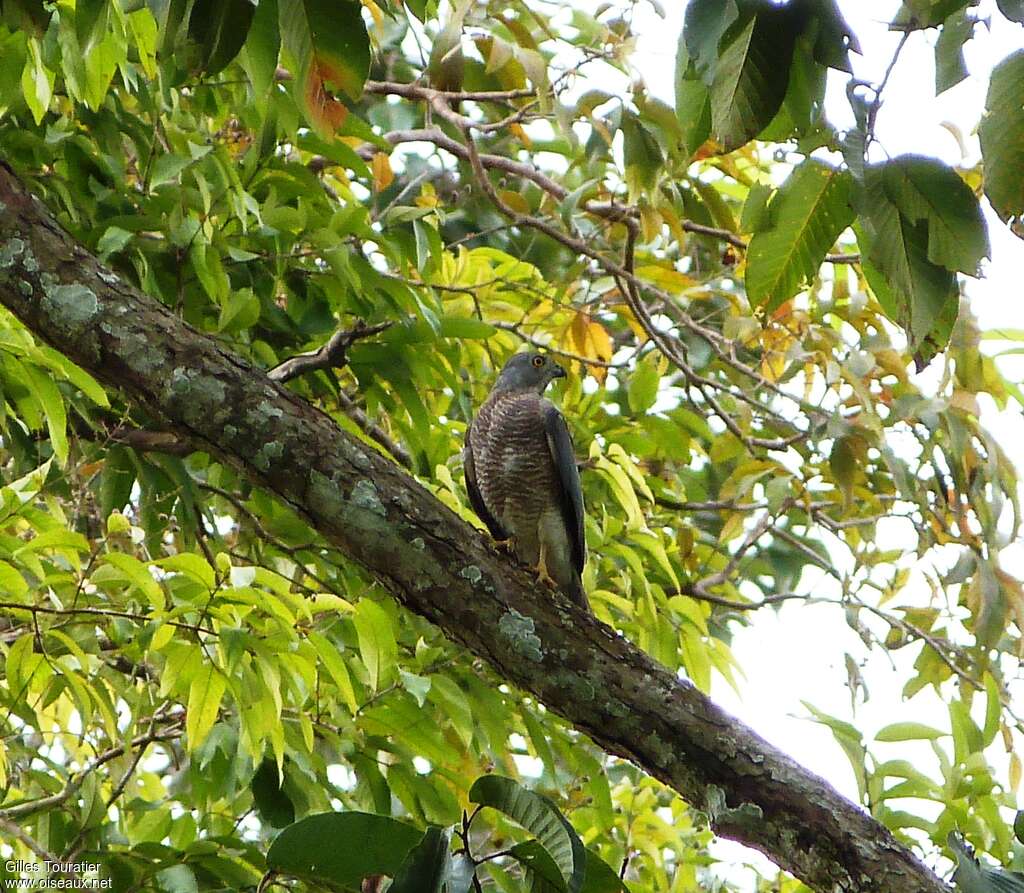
[534,542,557,589]
[494,536,516,555]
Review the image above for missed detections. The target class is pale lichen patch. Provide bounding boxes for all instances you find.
[307,469,344,516]
[0,238,26,269]
[498,610,543,662]
[41,282,99,334]
[255,441,284,470]
[460,565,482,583]
[351,479,385,516]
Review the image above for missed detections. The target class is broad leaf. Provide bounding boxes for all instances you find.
[188,0,256,75]
[389,826,452,893]
[859,169,961,358]
[709,6,802,152]
[979,50,1024,237]
[186,661,226,749]
[278,0,370,134]
[251,757,295,829]
[997,0,1024,22]
[470,775,586,893]
[353,598,398,693]
[673,27,711,156]
[266,813,423,886]
[881,155,989,275]
[935,9,974,94]
[746,159,853,312]
[949,832,1024,893]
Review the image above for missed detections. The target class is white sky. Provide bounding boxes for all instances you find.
[628,1,1024,887]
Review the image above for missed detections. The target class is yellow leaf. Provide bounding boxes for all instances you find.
[566,311,613,384]
[498,189,530,213]
[361,0,385,34]
[509,122,532,148]
[186,661,226,750]
[372,152,394,191]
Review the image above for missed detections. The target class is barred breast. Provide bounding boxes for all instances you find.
[468,391,559,566]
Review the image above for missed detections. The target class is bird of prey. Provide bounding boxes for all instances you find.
[464,352,588,610]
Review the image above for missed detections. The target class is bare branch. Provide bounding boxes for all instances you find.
[267,321,392,384]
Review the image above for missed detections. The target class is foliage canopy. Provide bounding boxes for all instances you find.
[0,0,1023,890]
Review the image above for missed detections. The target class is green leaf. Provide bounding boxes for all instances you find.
[186,662,226,749]
[874,721,947,742]
[746,159,853,312]
[893,0,974,30]
[150,153,195,190]
[935,9,974,94]
[308,631,359,714]
[581,849,630,892]
[20,38,53,125]
[149,0,190,54]
[188,0,256,75]
[682,0,740,81]
[980,50,1024,237]
[251,757,295,828]
[101,552,165,610]
[858,179,960,356]
[621,111,663,194]
[881,154,989,275]
[627,353,660,414]
[673,26,711,157]
[278,0,370,134]
[389,825,452,893]
[353,598,397,693]
[240,0,281,99]
[709,6,801,152]
[21,361,68,466]
[469,775,586,893]
[949,831,1024,893]
[997,0,1024,23]
[740,182,772,234]
[153,553,216,589]
[266,813,423,885]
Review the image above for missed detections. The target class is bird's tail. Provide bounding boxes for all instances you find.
[565,575,591,613]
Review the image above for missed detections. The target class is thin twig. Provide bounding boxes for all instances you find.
[267,321,392,384]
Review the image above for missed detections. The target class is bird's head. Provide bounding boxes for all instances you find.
[492,352,567,394]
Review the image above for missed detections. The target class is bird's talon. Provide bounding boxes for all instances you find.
[494,537,516,555]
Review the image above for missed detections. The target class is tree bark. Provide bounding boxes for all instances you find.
[0,164,949,893]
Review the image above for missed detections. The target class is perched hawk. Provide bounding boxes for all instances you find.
[464,352,588,610]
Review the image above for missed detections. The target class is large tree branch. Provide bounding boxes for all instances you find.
[0,165,948,893]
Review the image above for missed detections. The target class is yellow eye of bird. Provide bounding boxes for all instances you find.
[532,356,545,367]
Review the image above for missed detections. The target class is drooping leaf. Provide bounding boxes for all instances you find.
[997,0,1024,22]
[858,172,961,357]
[388,825,452,893]
[892,0,975,30]
[673,19,711,155]
[266,813,423,886]
[188,0,256,75]
[621,111,663,194]
[949,832,1024,893]
[746,159,853,312]
[979,50,1024,237]
[880,154,989,275]
[935,9,974,94]
[186,661,227,749]
[353,597,398,693]
[251,757,296,828]
[682,0,740,81]
[470,775,586,893]
[278,0,370,134]
[709,5,803,152]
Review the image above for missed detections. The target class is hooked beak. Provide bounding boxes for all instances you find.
[551,363,567,379]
